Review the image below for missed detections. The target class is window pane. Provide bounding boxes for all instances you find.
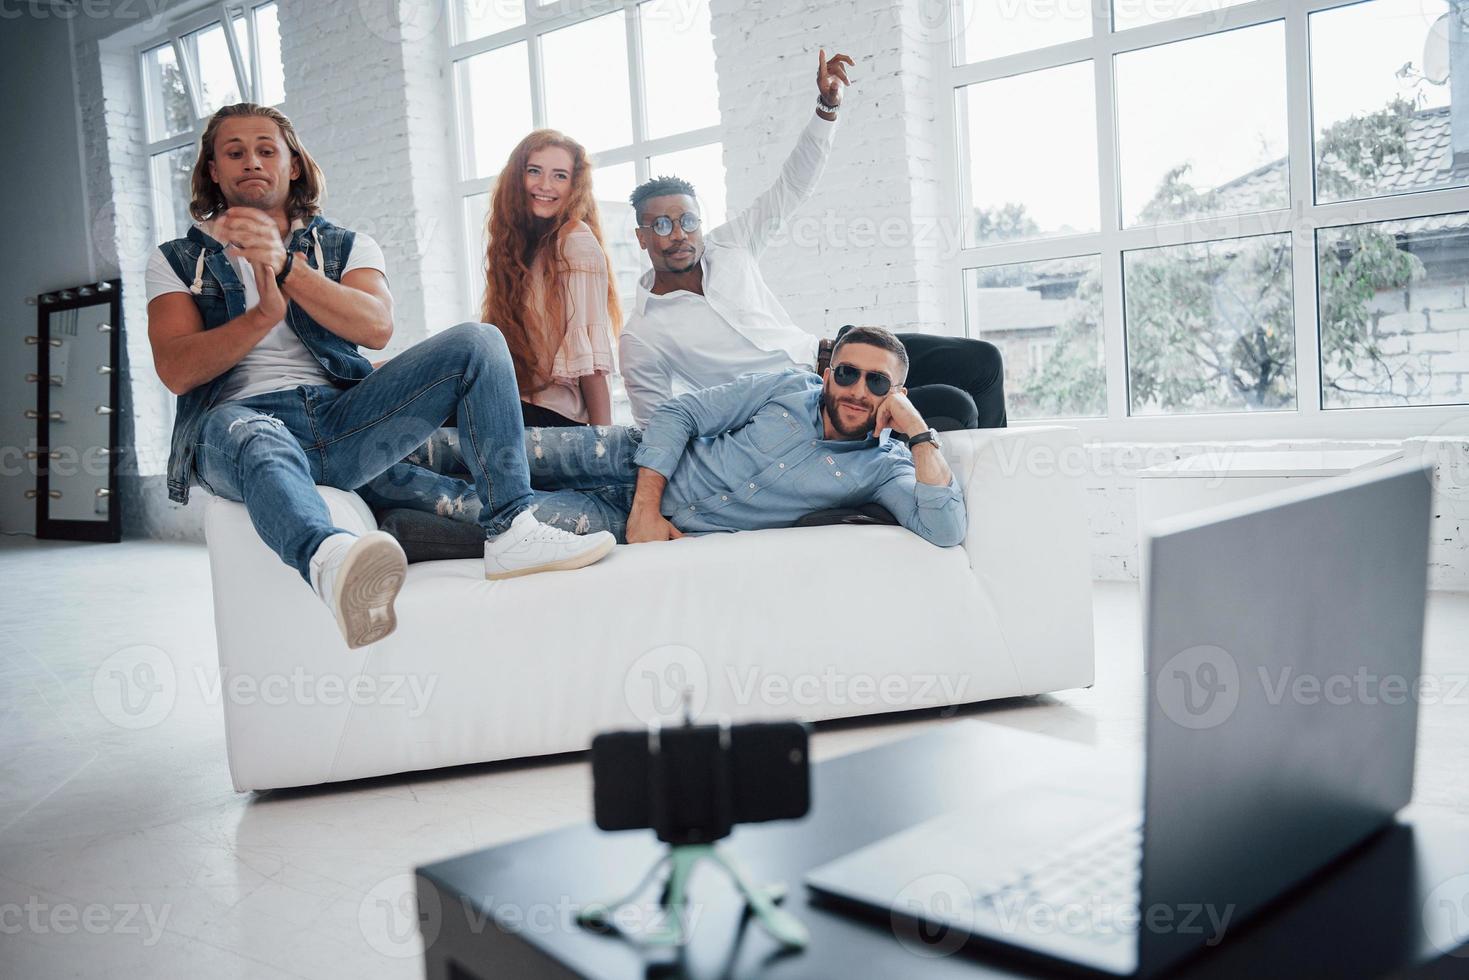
[648,142,726,227]
[1124,233,1295,415]
[592,161,643,300]
[1318,212,1469,409]
[963,256,1106,420]
[958,62,1099,246]
[254,2,285,106]
[150,146,196,242]
[456,0,525,43]
[1309,0,1463,205]
[143,43,192,141]
[463,192,489,315]
[190,22,244,115]
[956,0,1091,64]
[640,0,720,138]
[1112,0,1253,32]
[1116,24,1287,228]
[457,41,532,180]
[542,12,633,153]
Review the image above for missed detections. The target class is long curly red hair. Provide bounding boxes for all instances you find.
[480,130,622,397]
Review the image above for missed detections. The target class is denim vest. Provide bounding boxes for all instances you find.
[158,216,375,504]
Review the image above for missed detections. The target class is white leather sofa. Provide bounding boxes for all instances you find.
[205,425,1095,791]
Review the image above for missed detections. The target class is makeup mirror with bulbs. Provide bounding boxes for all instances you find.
[26,279,122,541]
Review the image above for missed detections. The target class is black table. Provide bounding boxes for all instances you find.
[416,721,1469,978]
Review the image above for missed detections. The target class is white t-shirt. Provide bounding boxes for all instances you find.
[145,221,386,403]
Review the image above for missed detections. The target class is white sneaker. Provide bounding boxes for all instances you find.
[310,531,408,649]
[483,510,616,580]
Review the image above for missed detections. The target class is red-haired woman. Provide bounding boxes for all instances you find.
[481,130,621,426]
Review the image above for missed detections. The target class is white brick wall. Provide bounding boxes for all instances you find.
[1081,438,1469,592]
[709,0,953,337]
[276,0,461,355]
[75,31,185,536]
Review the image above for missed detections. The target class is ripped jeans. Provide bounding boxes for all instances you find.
[357,424,646,542]
[192,323,538,581]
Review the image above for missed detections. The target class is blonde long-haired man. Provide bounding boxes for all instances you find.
[146,104,614,649]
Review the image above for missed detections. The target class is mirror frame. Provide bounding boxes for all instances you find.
[34,279,123,542]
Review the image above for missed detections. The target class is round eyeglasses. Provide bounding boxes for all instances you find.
[639,212,701,237]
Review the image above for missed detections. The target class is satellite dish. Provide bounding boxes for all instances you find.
[1423,13,1450,85]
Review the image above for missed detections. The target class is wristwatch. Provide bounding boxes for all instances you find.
[907,429,942,451]
[275,249,296,287]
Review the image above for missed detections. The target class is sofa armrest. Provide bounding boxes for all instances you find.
[203,486,380,790]
[943,426,1095,692]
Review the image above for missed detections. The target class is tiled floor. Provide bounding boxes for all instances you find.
[1,537,1465,978]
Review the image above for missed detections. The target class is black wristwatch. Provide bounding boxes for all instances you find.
[907,429,941,451]
[275,249,295,287]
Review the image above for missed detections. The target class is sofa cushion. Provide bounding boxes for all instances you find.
[793,504,899,528]
[378,509,483,563]
[381,505,901,561]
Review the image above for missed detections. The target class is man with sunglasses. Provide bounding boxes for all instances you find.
[511,325,964,548]
[619,48,1006,433]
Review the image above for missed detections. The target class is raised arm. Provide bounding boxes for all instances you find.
[711,48,853,257]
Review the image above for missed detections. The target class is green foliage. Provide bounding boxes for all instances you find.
[968,93,1428,417]
[1124,235,1295,412]
[972,202,1039,246]
[1317,225,1425,402]
[1314,96,1417,202]
[160,60,193,136]
[1026,271,1105,417]
[1135,163,1220,226]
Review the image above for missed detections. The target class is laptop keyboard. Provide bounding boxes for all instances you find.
[969,816,1143,945]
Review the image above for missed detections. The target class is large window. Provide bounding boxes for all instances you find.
[448,0,726,314]
[140,3,286,243]
[946,0,1468,438]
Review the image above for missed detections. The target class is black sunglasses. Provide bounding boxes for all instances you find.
[831,363,893,397]
[640,212,701,236]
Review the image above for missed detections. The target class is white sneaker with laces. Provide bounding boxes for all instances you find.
[483,510,616,580]
[310,531,408,649]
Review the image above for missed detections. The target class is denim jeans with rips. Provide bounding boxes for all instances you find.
[357,424,645,543]
[193,322,537,580]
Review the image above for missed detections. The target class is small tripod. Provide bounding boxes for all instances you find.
[576,840,807,948]
[576,692,810,950]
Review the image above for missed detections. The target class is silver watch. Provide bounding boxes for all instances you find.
[908,429,941,451]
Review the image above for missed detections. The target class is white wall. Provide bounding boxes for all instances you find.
[1083,438,1469,592]
[710,0,951,336]
[0,17,94,534]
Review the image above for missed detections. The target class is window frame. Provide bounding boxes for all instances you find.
[445,0,725,313]
[138,1,286,242]
[937,0,1469,441]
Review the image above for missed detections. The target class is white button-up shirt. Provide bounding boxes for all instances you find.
[619,112,837,426]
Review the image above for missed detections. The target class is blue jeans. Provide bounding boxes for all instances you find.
[193,323,537,580]
[359,424,645,542]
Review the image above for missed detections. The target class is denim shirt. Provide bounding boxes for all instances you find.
[156,216,374,504]
[633,369,967,547]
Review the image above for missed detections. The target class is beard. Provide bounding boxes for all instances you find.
[661,246,700,274]
[822,385,874,438]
